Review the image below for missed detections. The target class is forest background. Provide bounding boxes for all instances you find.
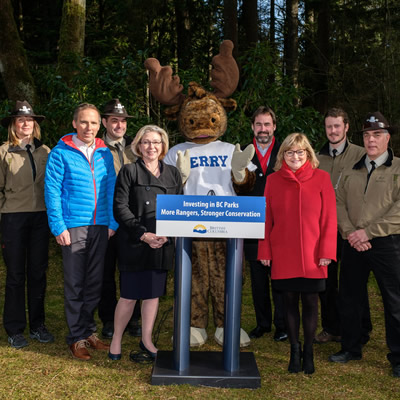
[1,0,400,150]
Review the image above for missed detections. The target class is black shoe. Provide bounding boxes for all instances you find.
[288,342,302,373]
[249,326,271,339]
[30,325,54,343]
[102,321,114,339]
[393,364,400,378]
[329,350,362,363]
[8,334,28,349]
[108,351,121,361]
[303,344,315,374]
[274,330,288,342]
[139,340,157,359]
[127,320,142,337]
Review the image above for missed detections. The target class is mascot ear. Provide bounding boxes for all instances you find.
[164,105,182,120]
[219,98,237,112]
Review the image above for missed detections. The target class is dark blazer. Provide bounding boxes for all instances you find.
[240,140,281,260]
[113,159,183,272]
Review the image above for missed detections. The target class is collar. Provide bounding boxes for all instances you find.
[353,148,394,170]
[104,133,126,148]
[365,151,389,170]
[319,139,349,156]
[255,139,273,156]
[329,140,346,156]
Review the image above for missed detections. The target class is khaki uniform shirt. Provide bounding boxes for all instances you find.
[0,139,50,213]
[336,149,400,240]
[103,134,136,174]
[318,140,365,191]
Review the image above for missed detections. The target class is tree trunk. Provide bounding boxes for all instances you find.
[57,0,86,85]
[315,0,330,113]
[0,0,37,103]
[269,0,276,83]
[224,0,238,59]
[242,0,258,46]
[284,0,299,88]
[174,0,192,71]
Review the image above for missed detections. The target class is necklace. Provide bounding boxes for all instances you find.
[145,162,159,176]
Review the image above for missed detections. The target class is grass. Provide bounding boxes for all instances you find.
[0,238,399,399]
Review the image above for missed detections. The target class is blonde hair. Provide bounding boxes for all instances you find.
[274,133,319,171]
[7,119,41,146]
[131,125,169,160]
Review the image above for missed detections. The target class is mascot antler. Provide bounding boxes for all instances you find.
[143,58,186,106]
[210,40,239,98]
[144,40,239,105]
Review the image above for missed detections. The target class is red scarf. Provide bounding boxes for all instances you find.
[253,136,276,174]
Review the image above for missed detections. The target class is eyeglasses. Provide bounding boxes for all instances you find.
[285,149,306,157]
[140,140,162,146]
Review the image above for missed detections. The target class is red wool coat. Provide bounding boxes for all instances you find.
[258,161,337,280]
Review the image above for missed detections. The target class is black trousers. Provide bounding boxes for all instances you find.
[2,212,49,336]
[339,237,400,365]
[249,259,286,331]
[98,232,141,324]
[62,225,108,344]
[319,234,372,337]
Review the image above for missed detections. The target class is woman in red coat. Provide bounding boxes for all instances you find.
[258,133,337,374]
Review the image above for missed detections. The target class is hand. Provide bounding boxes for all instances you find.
[319,258,331,266]
[142,232,168,249]
[176,150,191,184]
[348,229,369,248]
[108,229,116,239]
[260,260,271,267]
[56,230,71,246]
[231,144,255,183]
[353,241,372,252]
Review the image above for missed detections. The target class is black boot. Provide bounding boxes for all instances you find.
[303,344,315,374]
[288,342,302,373]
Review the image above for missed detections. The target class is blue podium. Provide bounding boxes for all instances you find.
[151,237,261,388]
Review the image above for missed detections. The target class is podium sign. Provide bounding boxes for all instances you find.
[156,195,265,239]
[152,195,264,388]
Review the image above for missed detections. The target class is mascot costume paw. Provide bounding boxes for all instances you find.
[145,40,256,347]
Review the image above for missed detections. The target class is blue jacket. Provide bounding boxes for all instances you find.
[45,133,118,236]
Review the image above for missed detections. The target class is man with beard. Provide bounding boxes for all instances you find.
[234,106,287,341]
[316,107,372,344]
[99,99,142,339]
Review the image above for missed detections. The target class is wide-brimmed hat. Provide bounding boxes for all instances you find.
[1,100,45,128]
[101,99,133,118]
[359,111,396,135]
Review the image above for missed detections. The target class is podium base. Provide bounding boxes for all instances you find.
[151,351,261,388]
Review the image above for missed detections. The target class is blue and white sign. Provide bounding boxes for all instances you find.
[156,195,265,239]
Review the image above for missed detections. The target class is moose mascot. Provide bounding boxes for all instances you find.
[145,40,256,347]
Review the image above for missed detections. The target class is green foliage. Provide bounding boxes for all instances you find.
[28,54,152,147]
[225,42,324,148]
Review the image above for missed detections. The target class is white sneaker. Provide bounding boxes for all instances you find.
[190,327,207,347]
[214,327,251,348]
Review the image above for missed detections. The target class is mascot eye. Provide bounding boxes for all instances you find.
[211,118,216,123]
[189,119,194,125]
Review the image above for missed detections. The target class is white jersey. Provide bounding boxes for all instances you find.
[164,141,237,196]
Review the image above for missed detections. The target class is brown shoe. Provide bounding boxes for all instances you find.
[87,333,110,350]
[314,330,341,344]
[69,340,91,360]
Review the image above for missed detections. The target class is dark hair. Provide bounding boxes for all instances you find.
[251,106,276,125]
[324,107,349,126]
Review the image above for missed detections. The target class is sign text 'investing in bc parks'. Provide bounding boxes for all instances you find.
[156,195,265,239]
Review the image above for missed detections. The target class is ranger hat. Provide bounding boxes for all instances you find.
[1,100,45,127]
[101,99,133,119]
[359,111,396,135]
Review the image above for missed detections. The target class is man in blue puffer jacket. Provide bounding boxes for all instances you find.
[45,103,118,360]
